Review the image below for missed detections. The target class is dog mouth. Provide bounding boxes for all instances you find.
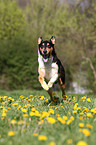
[43,54,49,62]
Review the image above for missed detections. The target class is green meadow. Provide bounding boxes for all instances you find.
[0,90,96,145]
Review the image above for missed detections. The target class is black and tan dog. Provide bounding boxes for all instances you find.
[38,36,66,102]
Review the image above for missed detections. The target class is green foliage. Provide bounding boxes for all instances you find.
[0,0,25,39]
[0,0,96,92]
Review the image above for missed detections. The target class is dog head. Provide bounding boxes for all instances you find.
[38,36,56,62]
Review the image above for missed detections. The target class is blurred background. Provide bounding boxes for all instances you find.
[0,0,96,94]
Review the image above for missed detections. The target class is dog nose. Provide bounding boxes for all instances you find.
[43,50,47,54]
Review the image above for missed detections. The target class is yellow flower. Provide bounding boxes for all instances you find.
[11,120,17,125]
[8,131,15,136]
[79,112,83,115]
[49,141,56,145]
[35,111,41,117]
[91,108,96,114]
[33,133,38,136]
[70,116,74,121]
[2,112,6,117]
[31,108,35,112]
[77,107,81,110]
[79,117,83,120]
[82,129,90,137]
[83,107,89,112]
[86,113,93,117]
[18,120,25,125]
[87,98,91,102]
[22,114,28,117]
[30,112,35,116]
[79,123,84,127]
[40,112,49,119]
[45,99,48,103]
[77,141,87,145]
[67,139,72,144]
[57,117,66,124]
[73,110,77,113]
[86,124,93,129]
[21,108,27,113]
[29,95,33,97]
[40,96,44,100]
[67,120,72,125]
[81,96,86,99]
[38,135,47,141]
[17,105,21,110]
[48,109,54,114]
[12,103,18,106]
[47,117,56,124]
[63,116,68,120]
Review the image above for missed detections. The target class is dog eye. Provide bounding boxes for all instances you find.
[40,46,43,49]
[48,45,51,48]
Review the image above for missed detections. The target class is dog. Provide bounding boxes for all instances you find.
[38,36,66,102]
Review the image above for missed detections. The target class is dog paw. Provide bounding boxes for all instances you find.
[42,83,49,91]
[48,82,53,88]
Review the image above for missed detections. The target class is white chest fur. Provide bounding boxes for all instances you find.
[38,51,58,80]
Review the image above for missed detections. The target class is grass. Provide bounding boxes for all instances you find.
[0,89,96,145]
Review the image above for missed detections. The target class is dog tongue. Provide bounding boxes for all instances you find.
[43,58,48,62]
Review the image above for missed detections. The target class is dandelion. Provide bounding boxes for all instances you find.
[38,135,47,141]
[63,116,68,120]
[2,112,6,117]
[77,141,87,145]
[30,112,35,116]
[91,108,96,114]
[33,133,38,136]
[17,105,21,110]
[67,120,72,125]
[29,95,33,97]
[87,98,91,102]
[57,117,66,124]
[45,99,48,103]
[86,113,93,117]
[18,120,25,125]
[40,96,44,100]
[31,108,36,112]
[8,131,15,136]
[79,112,83,115]
[49,141,56,145]
[86,124,93,129]
[12,103,18,106]
[77,107,81,110]
[67,139,72,144]
[35,111,41,117]
[70,116,74,121]
[79,117,83,120]
[82,129,90,137]
[11,120,17,125]
[47,117,56,124]
[48,109,54,114]
[21,108,27,113]
[22,114,28,117]
[73,110,77,113]
[40,112,49,119]
[79,123,84,127]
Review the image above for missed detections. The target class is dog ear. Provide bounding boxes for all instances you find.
[38,37,43,44]
[50,36,55,44]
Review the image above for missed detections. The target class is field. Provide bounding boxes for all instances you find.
[0,90,96,145]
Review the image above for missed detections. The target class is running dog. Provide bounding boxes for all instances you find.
[38,36,66,102]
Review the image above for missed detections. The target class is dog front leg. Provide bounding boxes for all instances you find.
[48,73,58,89]
[39,75,49,91]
